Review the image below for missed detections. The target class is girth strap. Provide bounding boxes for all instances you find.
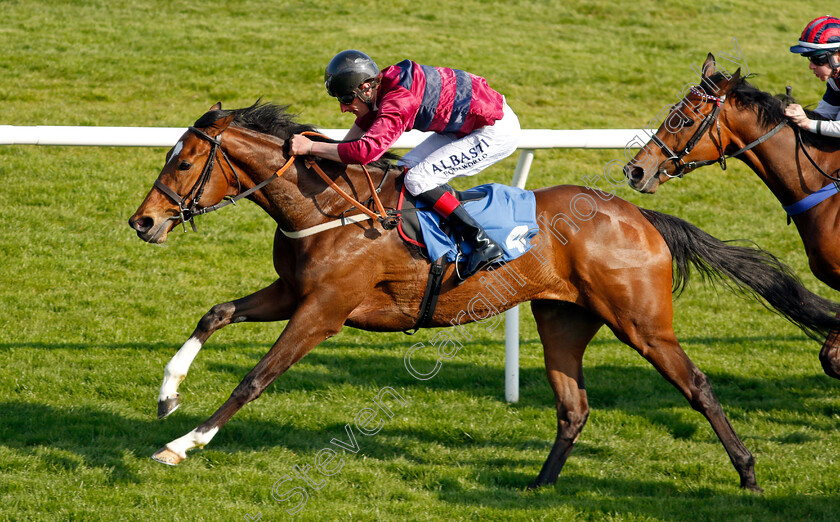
[404,257,447,335]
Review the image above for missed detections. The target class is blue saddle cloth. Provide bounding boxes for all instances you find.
[415,183,538,263]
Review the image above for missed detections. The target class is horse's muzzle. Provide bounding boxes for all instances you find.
[129,214,172,243]
[623,164,659,193]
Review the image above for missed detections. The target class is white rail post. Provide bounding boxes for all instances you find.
[505,149,535,403]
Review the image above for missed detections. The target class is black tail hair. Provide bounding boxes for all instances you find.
[640,208,840,341]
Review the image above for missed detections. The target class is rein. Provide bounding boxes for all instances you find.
[792,125,840,182]
[154,127,390,235]
[653,86,787,178]
[299,131,388,222]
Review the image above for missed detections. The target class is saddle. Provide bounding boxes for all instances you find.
[386,173,539,333]
[393,178,483,254]
[390,175,538,266]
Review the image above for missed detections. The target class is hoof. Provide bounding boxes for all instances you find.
[819,331,840,380]
[526,478,553,490]
[152,447,184,466]
[820,355,840,380]
[743,483,764,494]
[157,395,181,419]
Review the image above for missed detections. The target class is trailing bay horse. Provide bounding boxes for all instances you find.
[129,101,840,491]
[624,54,840,379]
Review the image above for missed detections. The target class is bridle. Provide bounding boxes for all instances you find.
[154,126,251,232]
[651,86,787,179]
[153,126,388,233]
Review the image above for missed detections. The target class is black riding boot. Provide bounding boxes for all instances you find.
[447,204,504,279]
[416,186,504,280]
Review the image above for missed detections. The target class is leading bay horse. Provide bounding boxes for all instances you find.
[129,101,840,491]
[624,54,840,379]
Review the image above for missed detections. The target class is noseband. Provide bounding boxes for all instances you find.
[651,86,787,179]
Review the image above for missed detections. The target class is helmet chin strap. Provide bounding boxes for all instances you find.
[354,78,380,110]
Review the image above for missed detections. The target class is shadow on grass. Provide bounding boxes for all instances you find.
[0,401,205,483]
[204,340,839,415]
[2,332,838,494]
[430,472,840,521]
[4,399,834,519]
[1,376,838,520]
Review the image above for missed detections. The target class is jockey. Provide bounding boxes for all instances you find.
[785,16,840,137]
[289,50,521,280]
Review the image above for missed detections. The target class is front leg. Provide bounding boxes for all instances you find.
[152,291,360,465]
[158,279,296,419]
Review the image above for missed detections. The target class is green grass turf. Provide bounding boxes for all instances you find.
[2,0,840,520]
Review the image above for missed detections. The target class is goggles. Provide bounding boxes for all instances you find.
[805,49,840,66]
[334,82,376,106]
[808,53,831,66]
[336,92,357,105]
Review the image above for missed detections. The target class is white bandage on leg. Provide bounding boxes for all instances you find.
[159,337,203,402]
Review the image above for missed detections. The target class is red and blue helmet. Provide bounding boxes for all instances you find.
[790,16,840,55]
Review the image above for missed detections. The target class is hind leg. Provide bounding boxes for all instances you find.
[529,300,603,489]
[808,261,840,378]
[614,321,761,492]
[820,322,840,379]
[157,279,296,419]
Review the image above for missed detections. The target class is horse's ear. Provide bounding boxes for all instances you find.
[205,113,235,137]
[722,68,742,94]
[702,53,716,78]
[210,102,222,111]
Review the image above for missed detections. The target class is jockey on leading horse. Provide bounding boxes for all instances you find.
[289,50,521,280]
[785,16,840,137]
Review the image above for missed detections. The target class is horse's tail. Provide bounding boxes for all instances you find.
[639,207,840,341]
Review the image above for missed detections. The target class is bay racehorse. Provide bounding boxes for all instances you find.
[624,54,840,379]
[129,101,840,491]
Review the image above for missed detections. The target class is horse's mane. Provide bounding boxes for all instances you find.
[193,100,399,169]
[702,73,836,148]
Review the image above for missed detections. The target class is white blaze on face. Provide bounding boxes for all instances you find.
[166,140,185,166]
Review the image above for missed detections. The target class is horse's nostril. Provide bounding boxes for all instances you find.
[624,165,645,183]
[129,216,154,233]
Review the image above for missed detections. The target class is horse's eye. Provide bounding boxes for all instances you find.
[683,118,696,128]
[178,161,192,171]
